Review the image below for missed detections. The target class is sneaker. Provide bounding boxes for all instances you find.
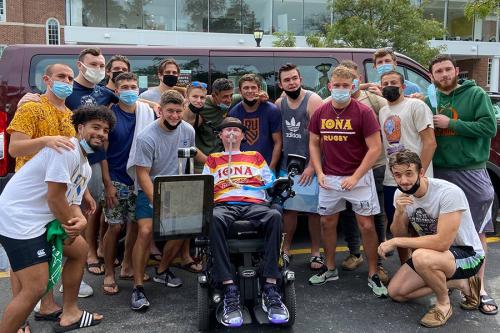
[221,284,243,327]
[377,265,390,285]
[262,284,289,324]
[368,274,388,298]
[153,268,183,288]
[131,286,150,311]
[308,266,339,286]
[59,280,94,298]
[420,305,453,328]
[341,254,363,271]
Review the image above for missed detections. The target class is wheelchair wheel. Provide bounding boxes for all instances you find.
[197,283,212,331]
[283,281,296,327]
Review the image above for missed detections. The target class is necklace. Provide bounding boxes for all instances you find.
[332,105,347,118]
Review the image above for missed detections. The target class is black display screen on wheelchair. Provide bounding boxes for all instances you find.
[153,175,214,241]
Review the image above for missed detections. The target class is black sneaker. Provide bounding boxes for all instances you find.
[131,286,150,311]
[153,268,183,288]
[262,283,289,324]
[221,284,243,327]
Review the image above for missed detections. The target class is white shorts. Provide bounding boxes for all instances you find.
[318,171,380,217]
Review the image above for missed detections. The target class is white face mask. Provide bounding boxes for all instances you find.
[81,63,105,85]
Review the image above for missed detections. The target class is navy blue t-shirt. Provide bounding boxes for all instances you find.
[228,101,281,165]
[65,81,118,164]
[107,104,136,186]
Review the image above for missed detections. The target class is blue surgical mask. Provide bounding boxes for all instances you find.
[427,83,437,108]
[331,88,351,104]
[352,79,360,94]
[79,138,94,154]
[50,81,73,100]
[218,103,230,112]
[118,90,139,105]
[377,63,394,76]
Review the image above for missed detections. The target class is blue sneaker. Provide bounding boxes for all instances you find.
[262,284,289,324]
[131,286,150,311]
[221,284,243,327]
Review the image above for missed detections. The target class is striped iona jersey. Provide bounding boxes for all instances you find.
[203,151,274,204]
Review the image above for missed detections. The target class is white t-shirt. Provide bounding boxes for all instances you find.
[394,177,484,256]
[379,98,434,186]
[0,138,91,239]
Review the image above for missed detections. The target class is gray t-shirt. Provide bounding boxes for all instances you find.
[139,87,162,104]
[134,120,195,189]
[394,177,484,255]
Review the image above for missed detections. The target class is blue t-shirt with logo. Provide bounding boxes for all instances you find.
[107,104,136,186]
[228,101,281,165]
[65,82,118,164]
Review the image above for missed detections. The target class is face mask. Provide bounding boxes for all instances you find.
[243,98,258,107]
[188,103,204,114]
[352,79,360,94]
[111,71,124,83]
[377,63,394,76]
[382,86,401,102]
[284,86,301,100]
[81,63,105,85]
[163,119,181,130]
[427,83,438,108]
[119,90,139,105]
[79,138,94,154]
[331,88,351,104]
[162,74,178,87]
[397,176,421,195]
[218,103,230,112]
[50,80,73,100]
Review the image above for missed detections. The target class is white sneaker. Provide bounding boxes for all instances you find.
[59,280,94,298]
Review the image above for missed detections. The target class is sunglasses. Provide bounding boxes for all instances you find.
[190,81,208,89]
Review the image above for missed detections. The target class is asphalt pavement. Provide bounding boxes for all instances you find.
[1,238,500,333]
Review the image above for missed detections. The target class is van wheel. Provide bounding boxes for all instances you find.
[283,281,296,327]
[197,283,212,331]
[492,192,499,235]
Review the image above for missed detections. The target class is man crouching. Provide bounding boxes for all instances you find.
[378,149,484,328]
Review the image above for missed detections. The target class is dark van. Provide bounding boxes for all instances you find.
[0,44,433,188]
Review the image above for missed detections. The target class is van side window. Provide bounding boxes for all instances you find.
[29,55,209,93]
[275,57,338,99]
[406,67,431,93]
[210,56,275,100]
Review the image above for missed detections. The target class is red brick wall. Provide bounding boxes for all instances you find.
[0,0,65,45]
[457,58,492,89]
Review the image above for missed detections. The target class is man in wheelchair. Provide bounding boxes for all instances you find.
[202,117,289,327]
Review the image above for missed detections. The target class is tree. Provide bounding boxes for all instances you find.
[464,0,500,19]
[272,32,297,47]
[306,0,446,66]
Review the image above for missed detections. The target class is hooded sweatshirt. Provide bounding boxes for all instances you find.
[425,80,497,169]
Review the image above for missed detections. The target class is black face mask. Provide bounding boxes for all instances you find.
[397,176,421,195]
[243,98,258,107]
[111,71,124,83]
[188,103,204,114]
[163,74,178,87]
[163,119,181,130]
[284,87,301,100]
[382,86,401,102]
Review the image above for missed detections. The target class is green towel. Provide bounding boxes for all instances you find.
[45,220,68,292]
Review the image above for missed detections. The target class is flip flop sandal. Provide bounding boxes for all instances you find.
[97,256,120,267]
[460,275,481,310]
[479,294,498,315]
[53,310,102,332]
[310,256,325,271]
[86,262,104,275]
[34,308,63,321]
[119,273,150,282]
[175,261,202,273]
[102,283,119,296]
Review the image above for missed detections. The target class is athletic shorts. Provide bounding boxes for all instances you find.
[135,190,153,220]
[0,233,51,272]
[318,171,380,216]
[406,245,484,280]
[102,181,136,224]
[434,168,494,233]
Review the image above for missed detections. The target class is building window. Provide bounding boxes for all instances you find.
[0,0,5,22]
[487,58,492,86]
[46,18,60,45]
[0,45,6,59]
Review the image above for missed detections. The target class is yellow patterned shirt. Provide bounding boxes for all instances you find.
[7,95,75,171]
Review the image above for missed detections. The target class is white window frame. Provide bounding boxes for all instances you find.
[0,45,6,59]
[0,0,6,22]
[45,18,61,45]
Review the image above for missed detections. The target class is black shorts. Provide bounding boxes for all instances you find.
[0,233,51,272]
[406,245,484,280]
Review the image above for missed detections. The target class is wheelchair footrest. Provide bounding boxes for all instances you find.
[254,304,271,325]
[215,303,253,325]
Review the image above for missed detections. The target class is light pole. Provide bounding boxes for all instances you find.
[253,29,264,47]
